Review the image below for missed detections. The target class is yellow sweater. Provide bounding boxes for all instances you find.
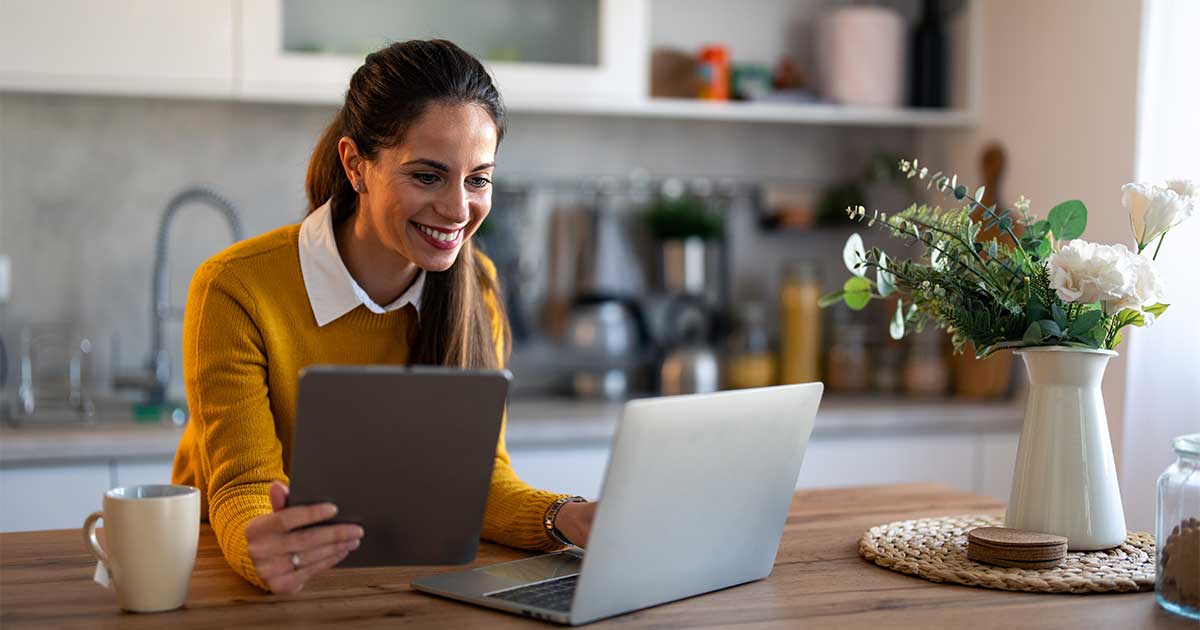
[172,224,566,590]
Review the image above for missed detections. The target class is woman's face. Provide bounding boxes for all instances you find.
[353,102,498,272]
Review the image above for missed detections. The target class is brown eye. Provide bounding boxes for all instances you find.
[413,173,440,185]
[468,176,491,189]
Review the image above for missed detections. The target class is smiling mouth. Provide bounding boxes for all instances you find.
[411,221,464,249]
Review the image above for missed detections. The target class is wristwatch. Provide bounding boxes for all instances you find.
[544,496,586,546]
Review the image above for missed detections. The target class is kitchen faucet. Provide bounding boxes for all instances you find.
[114,187,244,405]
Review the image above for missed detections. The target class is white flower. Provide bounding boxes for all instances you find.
[1106,251,1165,316]
[1046,240,1138,309]
[1014,195,1031,213]
[1123,181,1197,251]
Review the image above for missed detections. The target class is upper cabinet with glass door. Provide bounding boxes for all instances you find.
[237,0,648,106]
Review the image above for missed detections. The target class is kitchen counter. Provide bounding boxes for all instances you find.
[0,396,1022,465]
[0,483,1185,629]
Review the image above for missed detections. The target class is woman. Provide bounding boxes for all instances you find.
[172,40,596,594]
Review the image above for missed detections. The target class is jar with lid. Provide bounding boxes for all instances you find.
[1156,433,1200,620]
[723,302,775,390]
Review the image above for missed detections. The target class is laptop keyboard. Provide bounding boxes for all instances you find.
[486,574,579,612]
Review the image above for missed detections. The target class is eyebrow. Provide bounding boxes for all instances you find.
[402,158,495,172]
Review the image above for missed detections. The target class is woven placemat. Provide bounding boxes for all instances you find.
[858,515,1155,594]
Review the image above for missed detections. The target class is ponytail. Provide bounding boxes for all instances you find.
[305,109,357,221]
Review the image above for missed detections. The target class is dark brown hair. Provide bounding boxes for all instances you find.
[305,39,510,368]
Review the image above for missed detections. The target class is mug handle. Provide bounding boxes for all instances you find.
[82,511,110,568]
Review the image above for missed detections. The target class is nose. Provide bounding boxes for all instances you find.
[437,183,471,225]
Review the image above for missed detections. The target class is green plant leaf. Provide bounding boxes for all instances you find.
[890,299,905,340]
[1047,200,1087,241]
[1023,321,1044,343]
[1036,238,1053,258]
[975,185,987,201]
[818,291,846,308]
[1039,319,1063,337]
[1117,308,1146,328]
[876,252,896,297]
[1068,310,1104,336]
[843,276,873,310]
[1145,303,1170,317]
[843,233,867,277]
[1051,302,1068,327]
[1111,330,1123,348]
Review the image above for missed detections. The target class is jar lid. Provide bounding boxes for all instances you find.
[1173,433,1200,457]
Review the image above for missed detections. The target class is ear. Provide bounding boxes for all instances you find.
[336,136,366,192]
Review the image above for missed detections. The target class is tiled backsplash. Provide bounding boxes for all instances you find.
[0,92,914,401]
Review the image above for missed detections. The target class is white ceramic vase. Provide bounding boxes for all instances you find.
[1007,347,1126,550]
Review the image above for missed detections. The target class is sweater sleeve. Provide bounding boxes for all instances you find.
[182,260,283,590]
[476,253,571,551]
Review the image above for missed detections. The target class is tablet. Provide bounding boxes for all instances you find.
[288,365,510,567]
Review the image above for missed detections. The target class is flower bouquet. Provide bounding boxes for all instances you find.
[822,158,1196,549]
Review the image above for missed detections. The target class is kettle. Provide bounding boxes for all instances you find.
[658,296,720,396]
[565,296,651,400]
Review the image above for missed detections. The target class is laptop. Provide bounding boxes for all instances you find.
[412,382,823,625]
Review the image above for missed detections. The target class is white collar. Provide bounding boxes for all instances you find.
[298,200,425,327]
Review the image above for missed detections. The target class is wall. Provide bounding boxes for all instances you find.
[1121,0,1200,533]
[0,92,913,401]
[946,0,1143,476]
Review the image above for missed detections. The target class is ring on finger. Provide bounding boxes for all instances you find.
[290,552,302,570]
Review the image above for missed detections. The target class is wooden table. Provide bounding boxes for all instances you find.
[1,484,1189,629]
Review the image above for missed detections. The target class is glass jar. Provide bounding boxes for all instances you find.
[1156,433,1200,620]
[723,302,775,390]
[778,261,822,385]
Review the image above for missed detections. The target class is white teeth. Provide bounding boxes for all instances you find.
[417,224,460,243]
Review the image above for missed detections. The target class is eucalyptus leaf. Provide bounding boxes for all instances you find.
[877,252,896,297]
[843,276,873,310]
[1039,319,1063,337]
[954,185,967,200]
[818,291,846,308]
[1023,321,1044,343]
[1051,302,1067,327]
[975,185,986,201]
[890,299,906,340]
[842,233,867,277]
[1047,200,1087,241]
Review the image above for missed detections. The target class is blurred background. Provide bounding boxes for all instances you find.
[0,0,1195,535]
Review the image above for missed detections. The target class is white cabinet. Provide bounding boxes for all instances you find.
[0,0,236,98]
[0,463,112,532]
[236,0,647,105]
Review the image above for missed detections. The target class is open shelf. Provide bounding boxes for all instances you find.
[506,96,976,128]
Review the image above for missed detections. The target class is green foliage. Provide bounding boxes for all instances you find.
[1047,200,1087,241]
[642,197,722,241]
[819,174,1124,356]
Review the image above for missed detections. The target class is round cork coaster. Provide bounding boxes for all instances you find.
[858,515,1155,594]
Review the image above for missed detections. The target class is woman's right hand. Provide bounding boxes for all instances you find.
[244,480,364,594]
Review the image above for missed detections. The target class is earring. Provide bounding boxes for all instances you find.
[354,181,363,193]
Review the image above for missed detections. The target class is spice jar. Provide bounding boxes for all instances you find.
[779,261,822,384]
[826,323,870,394]
[723,302,775,390]
[1156,433,1200,620]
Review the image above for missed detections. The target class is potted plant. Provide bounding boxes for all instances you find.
[643,194,723,296]
[822,158,1196,549]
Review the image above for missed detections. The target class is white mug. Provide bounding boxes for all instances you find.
[82,484,200,612]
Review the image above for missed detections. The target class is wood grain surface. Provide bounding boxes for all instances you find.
[0,484,1190,629]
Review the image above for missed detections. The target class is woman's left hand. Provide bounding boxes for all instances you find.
[552,500,597,548]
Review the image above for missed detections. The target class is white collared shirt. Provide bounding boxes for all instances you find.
[298,200,425,327]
